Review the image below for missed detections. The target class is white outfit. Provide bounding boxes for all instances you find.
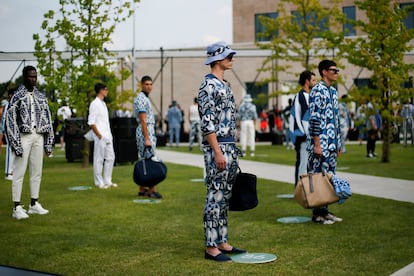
[87,97,115,186]
[240,120,255,152]
[57,105,72,120]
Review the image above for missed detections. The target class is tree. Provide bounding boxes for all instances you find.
[256,0,343,99]
[33,0,138,166]
[339,0,414,162]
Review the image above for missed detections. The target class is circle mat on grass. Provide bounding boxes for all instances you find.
[277,194,294,198]
[231,253,277,264]
[277,216,311,224]
[190,178,205,182]
[68,186,92,191]
[133,199,162,204]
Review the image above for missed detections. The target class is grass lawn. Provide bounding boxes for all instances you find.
[0,145,413,275]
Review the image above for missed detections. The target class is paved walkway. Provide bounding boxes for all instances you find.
[156,149,414,275]
[157,149,414,203]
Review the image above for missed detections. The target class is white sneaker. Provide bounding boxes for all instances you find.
[28,202,49,215]
[12,205,29,220]
[108,183,118,188]
[96,184,110,189]
[5,174,13,181]
[325,213,343,222]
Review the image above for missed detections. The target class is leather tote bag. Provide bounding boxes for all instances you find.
[133,148,167,187]
[229,167,258,211]
[294,170,339,209]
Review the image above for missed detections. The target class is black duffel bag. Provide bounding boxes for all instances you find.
[229,167,258,211]
[133,147,167,187]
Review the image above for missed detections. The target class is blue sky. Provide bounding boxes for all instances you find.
[0,0,232,83]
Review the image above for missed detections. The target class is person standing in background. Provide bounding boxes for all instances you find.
[307,60,343,225]
[134,75,163,199]
[188,97,202,151]
[237,94,258,157]
[1,88,16,181]
[292,70,315,185]
[338,95,351,153]
[57,101,72,150]
[5,66,54,220]
[88,83,117,189]
[198,41,246,262]
[401,99,414,147]
[282,98,294,150]
[166,100,182,148]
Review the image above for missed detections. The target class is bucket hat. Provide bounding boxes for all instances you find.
[205,41,236,65]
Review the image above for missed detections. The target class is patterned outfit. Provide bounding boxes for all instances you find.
[134,91,157,158]
[307,80,341,174]
[5,84,54,202]
[401,103,414,146]
[198,74,241,247]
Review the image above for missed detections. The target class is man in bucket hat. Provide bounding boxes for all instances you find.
[198,41,246,262]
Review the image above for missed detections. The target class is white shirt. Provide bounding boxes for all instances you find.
[57,105,72,120]
[87,97,112,140]
[189,104,199,122]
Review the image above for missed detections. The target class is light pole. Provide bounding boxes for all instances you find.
[131,1,136,93]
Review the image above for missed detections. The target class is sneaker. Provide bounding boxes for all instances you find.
[149,191,163,199]
[325,212,343,222]
[106,183,118,188]
[96,184,110,189]
[312,215,335,225]
[250,152,255,157]
[5,174,13,181]
[367,153,374,158]
[12,205,29,220]
[138,189,149,197]
[28,202,49,215]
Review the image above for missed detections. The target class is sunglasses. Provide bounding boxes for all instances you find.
[207,46,230,57]
[328,68,340,74]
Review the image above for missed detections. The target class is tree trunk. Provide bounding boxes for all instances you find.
[381,118,391,163]
[82,139,90,168]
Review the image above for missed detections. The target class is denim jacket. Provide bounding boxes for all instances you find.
[5,84,54,156]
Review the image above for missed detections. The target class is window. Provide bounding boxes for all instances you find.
[354,78,376,89]
[401,3,414,29]
[255,12,278,42]
[343,6,356,36]
[291,10,329,37]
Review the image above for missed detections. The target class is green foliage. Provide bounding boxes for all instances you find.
[338,0,414,162]
[256,0,344,96]
[33,0,139,117]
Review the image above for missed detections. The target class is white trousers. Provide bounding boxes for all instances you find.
[12,132,44,202]
[93,137,115,186]
[240,120,255,152]
[298,141,308,177]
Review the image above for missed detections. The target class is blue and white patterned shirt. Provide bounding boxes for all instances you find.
[308,80,341,153]
[238,101,257,121]
[198,74,236,140]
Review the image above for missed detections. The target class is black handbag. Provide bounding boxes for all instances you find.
[133,148,167,187]
[229,167,258,211]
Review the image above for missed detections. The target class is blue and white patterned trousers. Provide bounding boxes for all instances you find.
[203,143,240,247]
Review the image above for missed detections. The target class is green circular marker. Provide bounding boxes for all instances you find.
[133,199,162,204]
[190,178,205,182]
[277,216,311,224]
[231,253,277,264]
[277,194,294,198]
[68,186,92,191]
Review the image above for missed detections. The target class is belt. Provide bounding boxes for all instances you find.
[203,136,235,145]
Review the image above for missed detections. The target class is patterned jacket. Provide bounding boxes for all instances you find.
[5,84,54,156]
[307,80,341,154]
[238,101,257,122]
[198,74,236,140]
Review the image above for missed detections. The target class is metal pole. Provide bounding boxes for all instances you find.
[160,47,164,128]
[131,2,136,93]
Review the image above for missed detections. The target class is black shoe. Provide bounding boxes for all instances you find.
[219,247,247,254]
[149,191,163,199]
[138,190,149,197]
[204,252,232,262]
